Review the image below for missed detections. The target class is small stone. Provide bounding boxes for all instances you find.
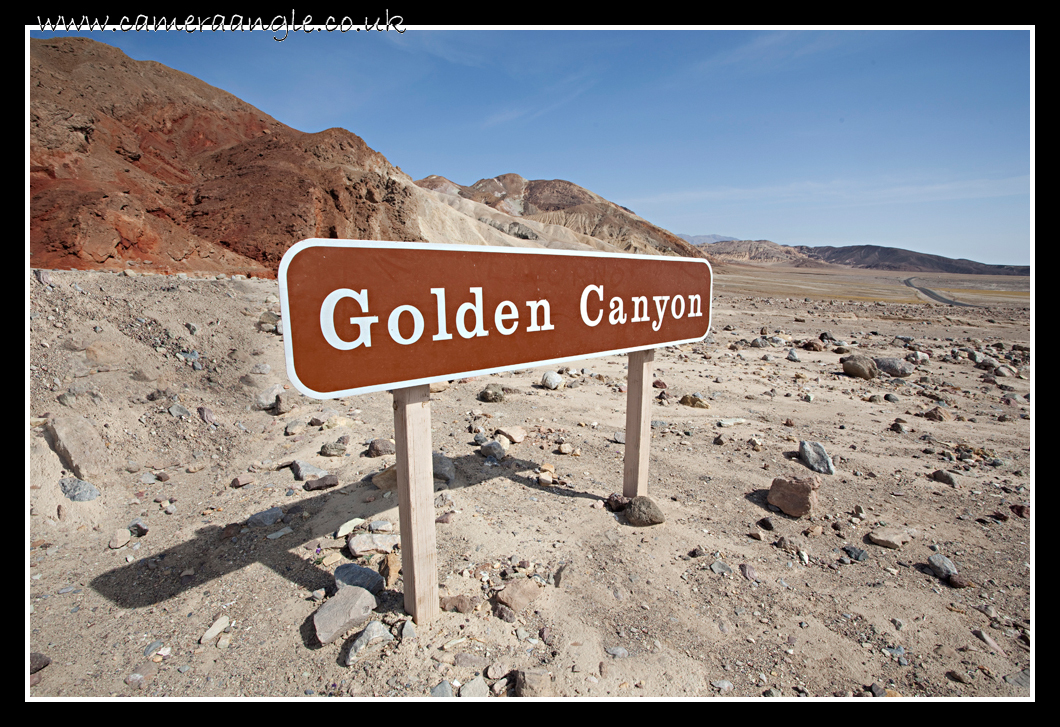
[972,629,1008,657]
[460,675,490,698]
[321,441,347,457]
[767,474,820,517]
[494,578,540,613]
[124,661,158,690]
[606,646,629,658]
[712,679,734,693]
[109,529,132,549]
[59,476,100,502]
[367,438,395,457]
[246,506,283,528]
[710,561,733,576]
[430,680,455,697]
[335,563,385,594]
[515,669,553,697]
[541,371,564,390]
[313,586,377,644]
[932,469,959,486]
[625,495,665,526]
[480,440,507,459]
[478,383,505,403]
[230,473,255,489]
[1003,668,1030,688]
[868,527,912,549]
[927,553,958,579]
[304,474,339,491]
[740,564,757,581]
[344,620,394,663]
[290,461,328,481]
[495,425,527,443]
[200,615,230,644]
[842,355,878,380]
[798,441,835,475]
[440,595,475,614]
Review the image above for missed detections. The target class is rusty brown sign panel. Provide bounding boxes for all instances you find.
[279,240,713,398]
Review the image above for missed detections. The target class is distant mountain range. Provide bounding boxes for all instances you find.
[684,237,1028,276]
[677,234,739,245]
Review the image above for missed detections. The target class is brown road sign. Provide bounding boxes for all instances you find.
[279,239,713,398]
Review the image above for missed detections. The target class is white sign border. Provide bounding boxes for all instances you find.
[278,239,714,400]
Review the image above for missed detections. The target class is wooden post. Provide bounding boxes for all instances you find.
[623,348,655,498]
[392,384,438,626]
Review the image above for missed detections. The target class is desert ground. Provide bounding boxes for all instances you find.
[27,261,1032,699]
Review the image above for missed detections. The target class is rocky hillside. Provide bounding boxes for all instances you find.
[30,37,710,278]
[694,239,1028,275]
[416,174,712,261]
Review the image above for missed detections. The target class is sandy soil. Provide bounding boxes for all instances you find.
[27,263,1032,699]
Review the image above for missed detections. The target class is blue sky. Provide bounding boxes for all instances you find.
[29,26,1033,266]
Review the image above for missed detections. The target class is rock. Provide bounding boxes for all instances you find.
[429,381,450,393]
[313,586,377,644]
[480,440,507,459]
[842,356,878,380]
[367,438,395,457]
[842,545,868,562]
[253,384,286,411]
[440,595,475,614]
[372,465,398,491]
[108,529,131,549]
[124,660,158,690]
[613,431,626,444]
[541,371,564,390]
[625,495,665,526]
[679,394,710,408]
[230,473,255,489]
[200,615,230,644]
[923,406,954,422]
[757,517,775,531]
[460,675,490,698]
[246,506,283,528]
[128,518,149,537]
[380,552,402,588]
[767,475,821,518]
[346,533,400,556]
[606,493,632,511]
[786,349,800,362]
[432,453,456,483]
[495,425,527,443]
[30,652,51,674]
[344,620,394,663]
[1004,668,1030,688]
[515,669,552,697]
[321,441,346,457]
[606,646,629,658]
[972,629,1008,657]
[798,441,835,475]
[873,357,916,377]
[335,563,385,595]
[710,561,733,576]
[868,527,912,549]
[290,460,328,481]
[739,563,757,582]
[430,680,455,698]
[494,603,517,622]
[557,442,573,455]
[932,469,959,486]
[478,383,505,403]
[58,476,100,502]
[712,679,734,693]
[927,553,958,579]
[494,578,540,613]
[303,474,339,491]
[948,574,974,588]
[47,416,107,480]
